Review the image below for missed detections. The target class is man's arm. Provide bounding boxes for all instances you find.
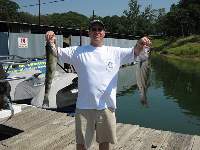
[45,31,76,64]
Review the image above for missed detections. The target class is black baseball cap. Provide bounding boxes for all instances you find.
[89,20,105,30]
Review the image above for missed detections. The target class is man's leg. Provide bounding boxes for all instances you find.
[99,142,109,150]
[75,109,96,150]
[76,143,109,150]
[76,144,86,150]
[96,108,117,150]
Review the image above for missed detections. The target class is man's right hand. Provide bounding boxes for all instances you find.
[45,31,56,45]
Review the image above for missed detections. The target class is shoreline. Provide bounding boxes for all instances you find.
[153,53,200,62]
[152,35,200,61]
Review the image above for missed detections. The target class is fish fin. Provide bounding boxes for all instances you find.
[42,98,49,109]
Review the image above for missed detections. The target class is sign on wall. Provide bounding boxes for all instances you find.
[18,37,28,48]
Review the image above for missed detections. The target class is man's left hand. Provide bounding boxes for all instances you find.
[134,37,151,56]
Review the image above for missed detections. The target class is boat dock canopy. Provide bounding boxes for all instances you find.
[0,20,146,39]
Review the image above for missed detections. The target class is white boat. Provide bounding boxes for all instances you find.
[0,55,78,109]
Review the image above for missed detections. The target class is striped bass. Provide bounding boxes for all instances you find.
[136,47,151,106]
[42,42,58,108]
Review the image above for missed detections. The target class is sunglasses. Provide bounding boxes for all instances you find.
[91,27,104,32]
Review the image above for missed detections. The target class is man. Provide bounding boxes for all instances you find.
[45,20,151,150]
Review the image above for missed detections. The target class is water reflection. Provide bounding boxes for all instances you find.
[116,55,200,135]
[117,65,138,96]
[151,56,200,118]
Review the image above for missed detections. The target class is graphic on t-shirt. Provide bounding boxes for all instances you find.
[106,59,114,72]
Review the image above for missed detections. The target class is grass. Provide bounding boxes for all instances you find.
[151,35,200,60]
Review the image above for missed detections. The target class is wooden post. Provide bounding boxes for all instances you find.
[80,26,82,46]
[38,0,41,25]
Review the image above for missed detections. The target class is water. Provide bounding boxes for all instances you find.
[116,56,200,135]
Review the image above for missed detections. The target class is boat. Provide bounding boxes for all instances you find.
[0,55,78,109]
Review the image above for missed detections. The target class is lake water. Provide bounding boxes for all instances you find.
[116,55,200,136]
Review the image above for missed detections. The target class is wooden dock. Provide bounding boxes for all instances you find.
[1,105,200,150]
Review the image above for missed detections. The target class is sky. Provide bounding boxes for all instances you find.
[13,0,179,17]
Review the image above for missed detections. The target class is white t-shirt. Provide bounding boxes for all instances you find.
[58,45,135,110]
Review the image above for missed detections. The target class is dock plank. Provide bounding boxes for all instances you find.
[112,124,140,150]
[0,144,6,150]
[188,135,200,150]
[165,133,193,150]
[137,129,171,150]
[1,107,75,150]
[125,127,151,150]
[1,106,200,150]
[37,120,75,150]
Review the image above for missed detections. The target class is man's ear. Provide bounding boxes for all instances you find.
[102,31,106,37]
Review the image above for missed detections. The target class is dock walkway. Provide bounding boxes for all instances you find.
[0,105,200,150]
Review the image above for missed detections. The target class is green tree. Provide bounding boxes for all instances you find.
[0,0,20,21]
[178,0,200,8]
[154,8,166,35]
[136,5,157,35]
[158,0,200,36]
[123,0,140,35]
[122,0,158,36]
[16,12,38,24]
[47,11,89,29]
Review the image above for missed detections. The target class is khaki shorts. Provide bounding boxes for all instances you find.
[75,108,117,148]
